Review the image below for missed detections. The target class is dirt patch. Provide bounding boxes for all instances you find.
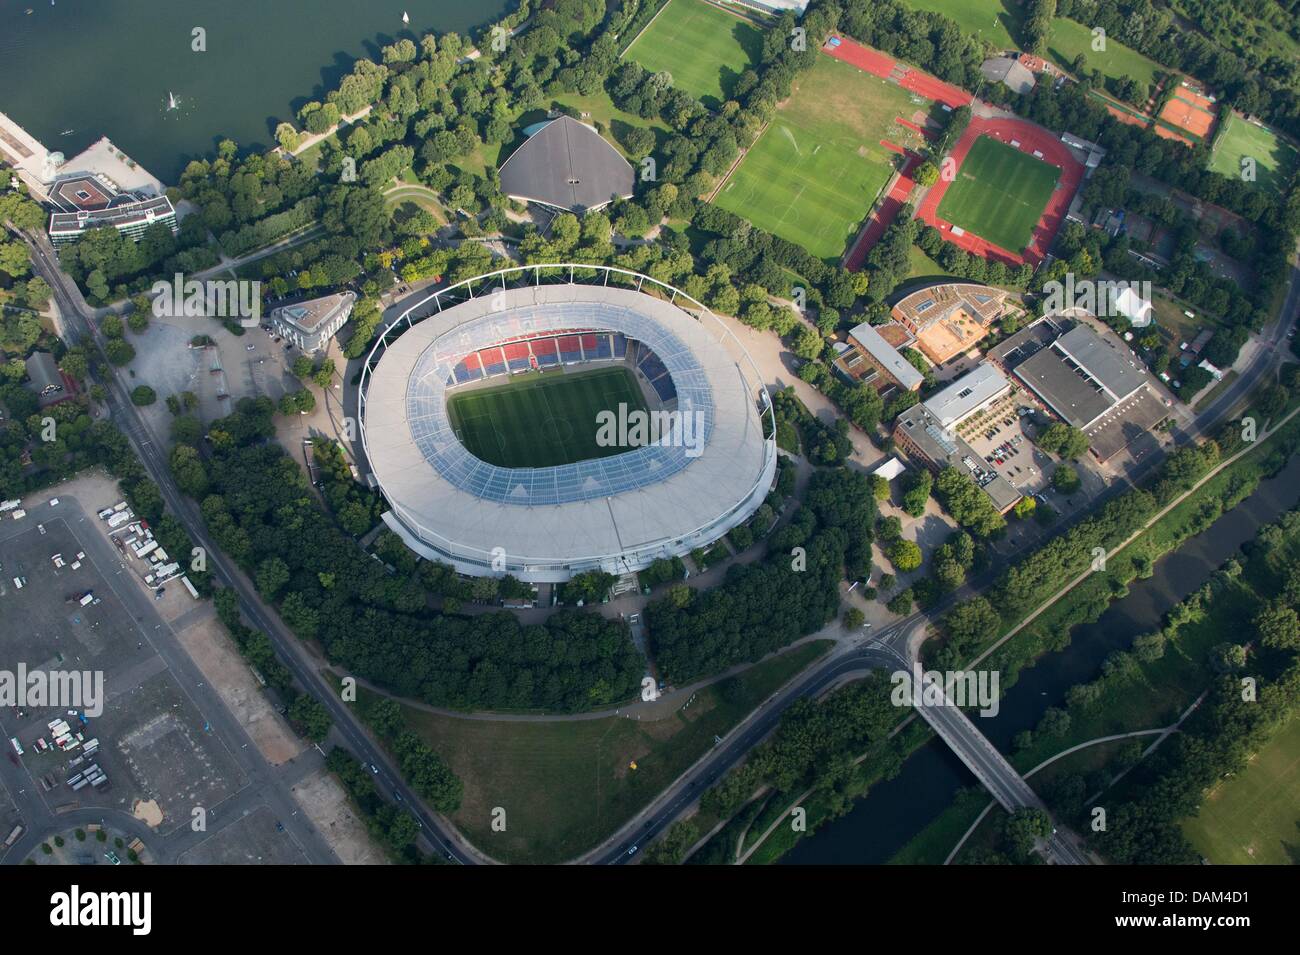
[174,611,304,766]
[133,799,163,828]
[290,768,388,865]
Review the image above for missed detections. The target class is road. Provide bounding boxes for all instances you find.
[20,233,479,865]
[15,234,1295,867]
[0,495,336,865]
[587,256,1298,864]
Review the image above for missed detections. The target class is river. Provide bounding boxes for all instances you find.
[0,0,508,185]
[783,451,1300,864]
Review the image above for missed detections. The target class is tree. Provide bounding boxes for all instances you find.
[1038,423,1089,460]
[105,339,136,366]
[869,473,891,501]
[886,590,913,615]
[913,161,940,187]
[1013,496,1037,519]
[1052,464,1081,494]
[843,607,865,629]
[130,385,156,406]
[901,469,932,517]
[288,694,332,742]
[889,539,923,573]
[1004,807,1051,860]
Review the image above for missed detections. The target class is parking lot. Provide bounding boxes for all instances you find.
[177,805,308,864]
[954,387,1051,496]
[0,497,244,833]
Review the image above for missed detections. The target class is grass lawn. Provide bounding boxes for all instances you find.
[907,245,950,279]
[384,188,446,224]
[386,640,833,864]
[1047,17,1164,92]
[550,92,671,160]
[1209,112,1300,197]
[901,0,1022,48]
[447,366,647,468]
[625,0,764,109]
[1183,714,1300,864]
[937,135,1060,253]
[715,55,930,260]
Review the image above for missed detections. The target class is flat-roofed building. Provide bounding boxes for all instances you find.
[923,363,1012,428]
[270,291,357,353]
[48,187,176,246]
[893,399,1021,514]
[892,282,1010,366]
[833,321,924,392]
[1013,323,1147,431]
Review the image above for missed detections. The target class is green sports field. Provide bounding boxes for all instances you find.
[447,367,648,468]
[1047,17,1164,92]
[715,55,931,260]
[625,0,764,109]
[1182,714,1300,864]
[901,0,1022,48]
[1209,112,1299,197]
[936,135,1060,253]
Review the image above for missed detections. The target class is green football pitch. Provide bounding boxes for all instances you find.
[715,55,931,260]
[1209,112,1299,197]
[1182,713,1300,865]
[447,367,648,469]
[625,0,763,108]
[937,135,1061,253]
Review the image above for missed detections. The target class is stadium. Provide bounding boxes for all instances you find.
[358,265,777,582]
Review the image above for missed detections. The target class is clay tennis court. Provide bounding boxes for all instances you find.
[1159,85,1217,140]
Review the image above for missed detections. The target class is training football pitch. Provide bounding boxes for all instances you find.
[936,135,1060,253]
[1182,713,1300,865]
[625,0,763,108]
[447,367,648,469]
[1209,112,1299,197]
[715,55,931,260]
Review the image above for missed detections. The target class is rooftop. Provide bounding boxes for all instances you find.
[896,402,1021,512]
[846,321,925,391]
[923,363,1011,428]
[271,291,357,332]
[498,116,635,213]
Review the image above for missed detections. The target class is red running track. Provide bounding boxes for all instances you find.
[844,152,921,271]
[822,36,972,110]
[914,116,1086,267]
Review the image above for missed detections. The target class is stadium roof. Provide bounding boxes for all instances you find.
[498,116,635,212]
[846,322,925,391]
[361,281,774,579]
[923,363,1011,428]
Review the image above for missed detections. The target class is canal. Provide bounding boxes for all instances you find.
[784,451,1300,864]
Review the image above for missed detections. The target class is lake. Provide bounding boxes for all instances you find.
[0,0,509,184]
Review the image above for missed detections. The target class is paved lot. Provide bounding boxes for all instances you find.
[177,805,308,864]
[0,485,339,865]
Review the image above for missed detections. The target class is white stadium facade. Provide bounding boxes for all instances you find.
[358,265,777,582]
